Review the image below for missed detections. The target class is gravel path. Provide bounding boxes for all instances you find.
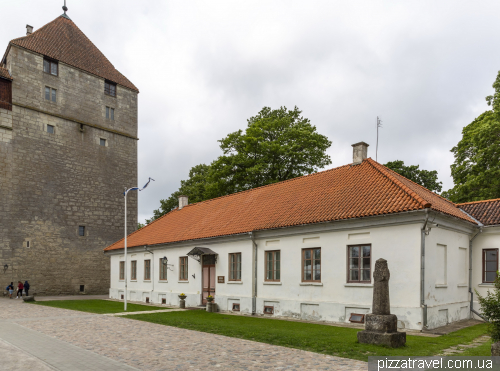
[0,298,366,370]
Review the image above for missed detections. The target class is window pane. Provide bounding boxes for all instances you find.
[43,60,49,73]
[314,268,321,281]
[275,251,280,261]
[305,250,311,259]
[106,107,109,118]
[350,269,359,281]
[349,258,358,269]
[100,138,106,146]
[314,249,321,259]
[47,125,54,134]
[350,246,359,258]
[304,259,311,280]
[486,272,497,282]
[362,269,371,281]
[52,89,56,102]
[51,62,57,75]
[486,261,497,272]
[274,258,280,273]
[267,258,272,273]
[45,87,50,100]
[276,270,280,280]
[237,253,241,264]
[110,84,116,96]
[363,258,370,269]
[362,246,371,257]
[486,250,497,260]
[111,108,114,120]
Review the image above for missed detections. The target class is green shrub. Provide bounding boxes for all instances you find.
[476,272,500,342]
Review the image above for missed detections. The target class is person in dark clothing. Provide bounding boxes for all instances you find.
[24,281,30,296]
[16,281,23,299]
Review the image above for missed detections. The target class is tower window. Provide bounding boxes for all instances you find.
[106,106,114,120]
[45,87,56,102]
[43,58,58,76]
[78,226,85,236]
[104,81,116,97]
[0,78,12,111]
[100,138,107,146]
[46,124,55,134]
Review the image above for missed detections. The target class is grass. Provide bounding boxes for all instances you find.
[32,299,169,314]
[126,310,490,361]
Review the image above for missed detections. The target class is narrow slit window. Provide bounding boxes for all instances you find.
[47,124,55,134]
[78,226,85,236]
[51,88,56,102]
[100,138,106,147]
[45,87,50,100]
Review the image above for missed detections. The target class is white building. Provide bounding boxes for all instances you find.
[105,142,500,330]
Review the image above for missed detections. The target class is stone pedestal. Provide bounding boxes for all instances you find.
[357,259,406,348]
[206,302,213,312]
[179,299,186,309]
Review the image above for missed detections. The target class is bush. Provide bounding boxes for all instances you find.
[476,272,500,342]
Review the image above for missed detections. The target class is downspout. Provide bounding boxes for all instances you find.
[421,209,430,329]
[469,228,486,321]
[250,232,257,315]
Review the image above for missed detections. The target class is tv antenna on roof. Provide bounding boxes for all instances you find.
[376,116,382,162]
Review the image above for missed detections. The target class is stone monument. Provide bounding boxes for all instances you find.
[357,258,406,348]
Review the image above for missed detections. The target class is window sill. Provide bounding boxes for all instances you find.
[299,282,323,286]
[457,284,468,287]
[479,283,494,287]
[344,283,373,288]
[178,281,189,283]
[130,280,137,282]
[228,281,243,284]
[144,280,151,282]
[263,282,282,285]
[435,284,448,288]
[158,281,168,283]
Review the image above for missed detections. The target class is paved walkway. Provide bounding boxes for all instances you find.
[0,297,366,370]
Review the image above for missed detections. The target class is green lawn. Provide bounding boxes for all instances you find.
[127,310,490,361]
[32,299,169,314]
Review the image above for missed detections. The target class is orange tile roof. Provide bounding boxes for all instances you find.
[105,158,477,251]
[458,198,500,226]
[7,16,138,92]
[0,66,12,80]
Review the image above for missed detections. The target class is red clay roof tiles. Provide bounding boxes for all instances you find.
[8,16,138,92]
[0,66,12,80]
[104,158,477,251]
[458,199,500,226]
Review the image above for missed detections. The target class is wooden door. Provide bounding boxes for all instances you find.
[202,255,216,304]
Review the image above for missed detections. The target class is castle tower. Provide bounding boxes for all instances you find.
[0,11,138,295]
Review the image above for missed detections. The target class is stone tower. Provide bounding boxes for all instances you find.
[0,12,138,295]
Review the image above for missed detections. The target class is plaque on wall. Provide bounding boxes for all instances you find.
[218,276,225,283]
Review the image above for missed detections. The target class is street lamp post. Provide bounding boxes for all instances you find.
[123,178,155,311]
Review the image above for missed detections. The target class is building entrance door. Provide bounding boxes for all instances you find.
[202,255,216,304]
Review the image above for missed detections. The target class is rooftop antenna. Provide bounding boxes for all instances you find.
[376,116,382,162]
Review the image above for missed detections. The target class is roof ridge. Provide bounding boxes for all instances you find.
[180,163,353,209]
[366,158,431,208]
[458,198,500,206]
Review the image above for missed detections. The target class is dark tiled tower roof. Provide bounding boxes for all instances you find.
[7,15,138,91]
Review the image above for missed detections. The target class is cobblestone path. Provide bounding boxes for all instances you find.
[0,298,366,370]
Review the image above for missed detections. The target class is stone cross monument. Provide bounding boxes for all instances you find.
[357,258,406,348]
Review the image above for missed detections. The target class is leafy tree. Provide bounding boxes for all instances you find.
[384,160,442,193]
[442,71,500,203]
[476,272,500,342]
[146,164,210,223]
[147,106,332,222]
[204,106,332,199]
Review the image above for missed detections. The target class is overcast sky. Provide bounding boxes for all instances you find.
[3,1,500,224]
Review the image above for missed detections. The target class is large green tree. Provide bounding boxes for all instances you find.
[147,106,332,222]
[442,71,500,203]
[384,160,442,193]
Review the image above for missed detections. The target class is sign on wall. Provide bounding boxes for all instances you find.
[218,276,225,283]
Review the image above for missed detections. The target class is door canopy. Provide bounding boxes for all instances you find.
[187,247,218,263]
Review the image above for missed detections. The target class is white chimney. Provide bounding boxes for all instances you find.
[26,25,33,35]
[178,195,188,210]
[352,142,369,165]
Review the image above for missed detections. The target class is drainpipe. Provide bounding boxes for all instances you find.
[469,228,486,321]
[421,209,430,329]
[250,232,257,315]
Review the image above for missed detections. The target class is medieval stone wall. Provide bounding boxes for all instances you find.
[0,45,138,295]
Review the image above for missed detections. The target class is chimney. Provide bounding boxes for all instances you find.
[26,25,33,35]
[178,195,188,210]
[352,142,369,165]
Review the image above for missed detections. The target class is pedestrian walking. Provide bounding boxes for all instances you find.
[24,281,30,297]
[6,282,14,299]
[16,281,24,299]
